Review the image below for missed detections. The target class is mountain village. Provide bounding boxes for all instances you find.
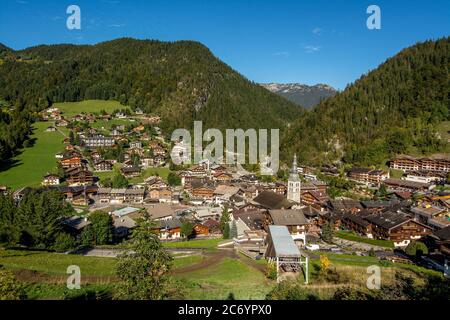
[2,104,449,284]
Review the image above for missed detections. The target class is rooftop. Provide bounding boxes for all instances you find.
[267,225,301,257]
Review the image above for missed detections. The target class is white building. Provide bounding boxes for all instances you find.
[287,155,301,204]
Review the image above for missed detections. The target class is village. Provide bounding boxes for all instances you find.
[1,104,449,283]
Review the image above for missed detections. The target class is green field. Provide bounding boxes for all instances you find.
[0,122,67,190]
[129,167,171,184]
[175,258,274,300]
[0,249,117,277]
[53,100,130,119]
[336,231,395,248]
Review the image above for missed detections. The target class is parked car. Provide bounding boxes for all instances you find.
[306,244,320,251]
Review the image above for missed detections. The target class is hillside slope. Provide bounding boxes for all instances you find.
[282,37,450,166]
[0,38,303,133]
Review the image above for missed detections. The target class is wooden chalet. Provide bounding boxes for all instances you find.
[121,166,141,178]
[60,155,82,169]
[66,168,94,186]
[365,211,432,247]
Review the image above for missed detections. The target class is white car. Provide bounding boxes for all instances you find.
[306,244,320,251]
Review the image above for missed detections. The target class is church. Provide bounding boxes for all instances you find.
[287,154,301,204]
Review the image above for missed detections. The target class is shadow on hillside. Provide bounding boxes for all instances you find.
[0,158,23,173]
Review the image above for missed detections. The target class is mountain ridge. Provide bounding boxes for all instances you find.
[282,37,450,166]
[260,83,338,108]
[0,38,304,133]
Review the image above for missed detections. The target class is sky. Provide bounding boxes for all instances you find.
[0,0,449,90]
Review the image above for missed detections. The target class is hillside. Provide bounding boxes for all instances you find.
[261,83,337,109]
[0,38,303,134]
[282,37,450,166]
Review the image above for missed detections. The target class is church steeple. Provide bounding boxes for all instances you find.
[291,154,298,174]
[287,154,301,204]
[289,154,300,182]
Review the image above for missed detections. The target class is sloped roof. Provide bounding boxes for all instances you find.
[433,226,450,241]
[253,191,294,210]
[147,203,175,219]
[269,209,309,226]
[266,225,301,257]
[365,211,410,230]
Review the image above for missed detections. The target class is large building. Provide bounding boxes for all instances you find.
[348,167,389,186]
[287,155,301,204]
[390,154,450,173]
[82,136,115,148]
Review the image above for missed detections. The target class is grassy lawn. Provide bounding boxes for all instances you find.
[53,100,130,119]
[175,258,274,300]
[173,255,204,269]
[0,122,67,190]
[336,231,395,248]
[129,167,171,184]
[0,249,117,277]
[163,238,228,249]
[90,118,132,131]
[389,168,404,179]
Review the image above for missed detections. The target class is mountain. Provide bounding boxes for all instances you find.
[282,37,450,166]
[261,83,337,109]
[0,38,303,133]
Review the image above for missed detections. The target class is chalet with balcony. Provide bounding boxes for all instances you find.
[66,168,94,186]
[365,211,432,247]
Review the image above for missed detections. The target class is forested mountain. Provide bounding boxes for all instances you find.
[0,38,303,134]
[282,37,450,166]
[261,83,337,109]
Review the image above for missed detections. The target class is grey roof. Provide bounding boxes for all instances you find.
[113,216,137,229]
[148,203,175,219]
[156,218,182,230]
[125,188,145,195]
[365,211,410,230]
[433,226,450,241]
[269,209,309,226]
[113,206,141,217]
[267,225,301,257]
[62,216,91,230]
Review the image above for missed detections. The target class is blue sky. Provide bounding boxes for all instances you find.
[0,0,449,89]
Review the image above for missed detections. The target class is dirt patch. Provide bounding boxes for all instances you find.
[12,269,118,285]
[172,248,267,275]
[172,249,239,274]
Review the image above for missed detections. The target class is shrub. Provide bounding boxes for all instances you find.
[53,232,77,253]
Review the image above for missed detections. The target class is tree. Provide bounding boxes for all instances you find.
[115,212,173,300]
[52,232,77,253]
[405,241,428,259]
[220,205,231,239]
[222,223,230,240]
[0,193,19,245]
[16,189,74,249]
[320,255,331,274]
[112,174,128,188]
[167,172,181,186]
[321,221,335,243]
[180,222,195,240]
[230,220,238,239]
[0,268,25,300]
[69,130,75,145]
[88,211,114,245]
